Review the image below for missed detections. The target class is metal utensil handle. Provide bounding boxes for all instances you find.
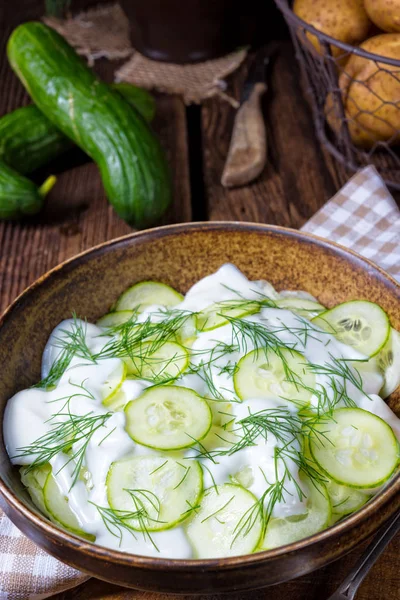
[329,510,400,600]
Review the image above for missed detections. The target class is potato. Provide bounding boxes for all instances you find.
[325,34,400,148]
[293,0,372,57]
[364,0,400,33]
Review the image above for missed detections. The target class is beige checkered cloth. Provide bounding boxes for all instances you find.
[0,166,399,599]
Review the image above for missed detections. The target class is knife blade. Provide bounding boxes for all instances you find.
[221,48,275,188]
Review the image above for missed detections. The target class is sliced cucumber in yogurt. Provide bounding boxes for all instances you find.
[43,470,94,540]
[100,360,126,403]
[115,281,183,312]
[186,484,262,558]
[275,297,325,318]
[312,301,390,357]
[260,475,331,550]
[327,479,369,517]
[197,300,260,332]
[377,328,400,398]
[107,456,203,531]
[124,341,189,381]
[309,408,399,488]
[124,386,212,450]
[20,464,51,516]
[234,347,315,406]
[97,310,136,328]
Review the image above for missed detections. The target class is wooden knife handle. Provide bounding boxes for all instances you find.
[221,81,267,188]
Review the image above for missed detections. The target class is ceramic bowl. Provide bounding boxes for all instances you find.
[0,222,399,593]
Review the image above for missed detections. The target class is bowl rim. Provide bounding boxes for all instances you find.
[0,220,399,570]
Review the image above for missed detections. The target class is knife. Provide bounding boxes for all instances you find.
[221,49,274,188]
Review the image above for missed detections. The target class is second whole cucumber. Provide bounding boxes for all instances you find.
[0,84,156,175]
[7,22,172,228]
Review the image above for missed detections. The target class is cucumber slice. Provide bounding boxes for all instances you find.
[312,301,390,357]
[327,480,368,516]
[43,470,94,540]
[20,464,51,515]
[115,281,183,312]
[260,475,331,550]
[234,347,315,406]
[377,328,400,398]
[107,456,203,531]
[309,408,399,488]
[275,297,325,318]
[197,300,260,332]
[124,341,189,381]
[349,358,384,396]
[97,311,136,328]
[124,386,212,450]
[186,484,262,558]
[100,360,126,403]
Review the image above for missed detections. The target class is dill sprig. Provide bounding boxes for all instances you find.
[307,354,370,415]
[35,317,95,389]
[93,488,164,550]
[13,386,112,488]
[232,445,328,546]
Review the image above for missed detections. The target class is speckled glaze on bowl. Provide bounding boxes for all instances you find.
[0,222,399,594]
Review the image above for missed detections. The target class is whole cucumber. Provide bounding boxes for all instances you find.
[0,83,156,175]
[7,22,171,228]
[0,160,56,219]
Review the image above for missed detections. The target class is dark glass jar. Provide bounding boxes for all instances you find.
[118,0,284,63]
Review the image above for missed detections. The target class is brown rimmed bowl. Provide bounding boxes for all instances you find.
[0,222,399,593]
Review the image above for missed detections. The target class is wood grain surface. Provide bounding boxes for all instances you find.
[0,1,399,599]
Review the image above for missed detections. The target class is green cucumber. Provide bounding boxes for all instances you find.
[0,83,155,175]
[309,408,399,488]
[124,385,212,450]
[0,161,55,219]
[327,479,369,517]
[20,464,51,515]
[186,484,262,558]
[107,456,203,531]
[377,328,400,397]
[234,347,315,406]
[312,301,390,357]
[197,300,260,332]
[275,297,325,318]
[97,310,136,328]
[260,475,331,550]
[43,469,95,540]
[115,281,183,312]
[124,341,189,380]
[100,360,126,403]
[7,22,172,228]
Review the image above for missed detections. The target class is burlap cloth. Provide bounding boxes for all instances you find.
[0,165,399,599]
[43,3,246,106]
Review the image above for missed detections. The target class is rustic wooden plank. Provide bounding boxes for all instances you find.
[0,19,191,315]
[202,43,354,226]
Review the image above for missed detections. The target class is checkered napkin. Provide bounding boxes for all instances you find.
[301,166,400,282]
[0,165,399,600]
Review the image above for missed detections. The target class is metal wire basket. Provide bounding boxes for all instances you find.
[275,0,400,190]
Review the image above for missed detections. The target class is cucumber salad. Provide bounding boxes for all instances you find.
[4,264,400,559]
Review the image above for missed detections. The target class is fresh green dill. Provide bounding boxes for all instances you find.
[91,488,164,551]
[181,500,201,517]
[14,385,112,488]
[173,464,191,489]
[35,316,95,389]
[149,460,168,475]
[201,496,235,523]
[306,354,370,415]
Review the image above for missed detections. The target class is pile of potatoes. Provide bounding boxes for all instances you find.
[293,0,400,148]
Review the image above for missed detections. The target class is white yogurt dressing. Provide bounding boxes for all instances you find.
[4,264,400,558]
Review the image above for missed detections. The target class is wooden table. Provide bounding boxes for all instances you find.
[1,2,399,599]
